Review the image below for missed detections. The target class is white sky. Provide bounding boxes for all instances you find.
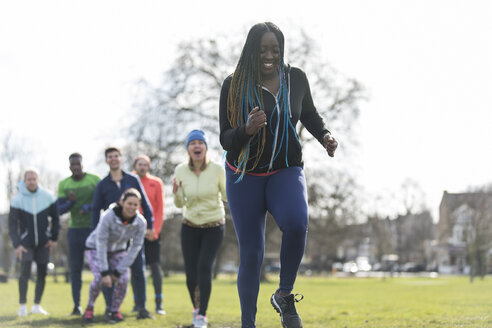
[1,0,491,219]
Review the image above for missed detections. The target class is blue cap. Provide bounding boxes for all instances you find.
[186,129,208,148]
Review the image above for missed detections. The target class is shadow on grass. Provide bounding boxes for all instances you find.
[0,315,87,327]
[0,316,234,328]
[0,315,17,323]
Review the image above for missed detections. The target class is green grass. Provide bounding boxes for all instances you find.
[1,273,492,327]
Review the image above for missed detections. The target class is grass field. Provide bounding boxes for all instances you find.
[0,272,492,327]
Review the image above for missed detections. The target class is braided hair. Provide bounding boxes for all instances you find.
[228,22,289,180]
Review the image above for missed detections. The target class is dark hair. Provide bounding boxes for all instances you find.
[69,153,82,161]
[105,147,121,157]
[120,188,141,202]
[228,22,287,180]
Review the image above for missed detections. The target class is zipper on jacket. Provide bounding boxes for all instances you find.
[263,87,281,171]
[287,70,292,118]
[32,196,39,246]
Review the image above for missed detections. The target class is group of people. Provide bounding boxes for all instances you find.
[8,22,337,328]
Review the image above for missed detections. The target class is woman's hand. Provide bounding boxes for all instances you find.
[172,178,182,194]
[245,106,267,136]
[323,133,338,157]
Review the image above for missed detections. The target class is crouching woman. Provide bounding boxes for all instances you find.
[83,188,147,323]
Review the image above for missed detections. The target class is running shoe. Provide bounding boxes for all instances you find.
[156,307,167,315]
[18,304,28,317]
[191,308,199,326]
[137,308,155,320]
[193,314,208,328]
[71,306,82,316]
[83,308,94,323]
[270,289,304,328]
[110,311,124,323]
[31,304,49,315]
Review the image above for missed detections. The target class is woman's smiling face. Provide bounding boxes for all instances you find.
[120,195,140,219]
[259,31,280,78]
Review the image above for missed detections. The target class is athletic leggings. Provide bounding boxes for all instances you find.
[86,250,130,312]
[19,262,47,304]
[181,223,224,316]
[225,165,309,328]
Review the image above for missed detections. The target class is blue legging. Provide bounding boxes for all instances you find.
[226,165,308,328]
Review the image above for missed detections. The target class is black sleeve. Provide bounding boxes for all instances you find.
[298,70,330,145]
[219,76,252,151]
[49,201,60,241]
[8,207,21,248]
[91,182,103,230]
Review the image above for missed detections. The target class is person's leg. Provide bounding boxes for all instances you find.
[34,263,47,304]
[109,252,130,312]
[196,225,224,316]
[68,228,91,309]
[18,248,34,305]
[101,285,113,312]
[33,245,50,304]
[266,166,308,294]
[226,167,267,328]
[150,262,163,306]
[130,247,147,310]
[85,250,103,309]
[145,238,164,312]
[181,224,201,309]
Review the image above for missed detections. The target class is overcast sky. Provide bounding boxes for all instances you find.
[1,0,491,218]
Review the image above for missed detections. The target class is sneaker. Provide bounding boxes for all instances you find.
[71,306,83,316]
[137,308,155,320]
[191,308,199,326]
[110,311,124,323]
[83,308,94,323]
[105,308,112,322]
[31,304,49,315]
[156,308,166,315]
[18,304,28,317]
[193,314,208,328]
[270,289,304,328]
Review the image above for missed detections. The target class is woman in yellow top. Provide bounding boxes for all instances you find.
[173,129,227,328]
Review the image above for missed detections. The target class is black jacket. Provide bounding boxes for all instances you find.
[219,66,329,173]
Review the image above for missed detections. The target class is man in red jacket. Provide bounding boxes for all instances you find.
[134,155,166,315]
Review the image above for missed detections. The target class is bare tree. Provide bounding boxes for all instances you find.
[0,132,33,275]
[399,178,428,215]
[0,132,64,276]
[305,168,362,271]
[366,215,396,263]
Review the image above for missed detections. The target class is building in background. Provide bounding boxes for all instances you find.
[436,191,492,274]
